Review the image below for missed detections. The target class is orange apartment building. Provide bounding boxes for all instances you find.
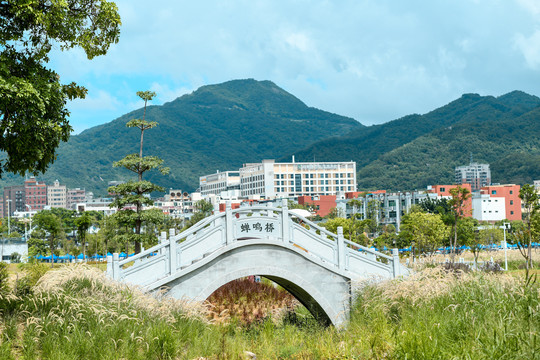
[427,184,473,217]
[479,184,521,221]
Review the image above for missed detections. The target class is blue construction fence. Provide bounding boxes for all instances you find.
[30,242,540,263]
[395,242,539,254]
[32,252,136,263]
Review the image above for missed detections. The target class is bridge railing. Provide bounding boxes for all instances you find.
[107,199,406,285]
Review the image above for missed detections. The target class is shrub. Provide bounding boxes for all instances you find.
[481,261,503,273]
[0,262,9,295]
[441,261,470,274]
[14,262,50,297]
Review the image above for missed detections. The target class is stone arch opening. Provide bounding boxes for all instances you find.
[196,264,343,326]
[165,242,351,327]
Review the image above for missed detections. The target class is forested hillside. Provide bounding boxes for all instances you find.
[1,82,539,195]
[287,91,540,190]
[0,79,363,194]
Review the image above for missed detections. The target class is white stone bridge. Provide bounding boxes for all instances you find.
[107,200,408,327]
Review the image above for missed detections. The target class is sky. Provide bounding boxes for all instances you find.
[50,0,540,134]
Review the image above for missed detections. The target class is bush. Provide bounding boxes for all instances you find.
[0,262,9,295]
[441,262,470,273]
[14,263,50,297]
[482,261,503,273]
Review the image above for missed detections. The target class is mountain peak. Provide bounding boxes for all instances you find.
[497,90,540,110]
[176,79,308,115]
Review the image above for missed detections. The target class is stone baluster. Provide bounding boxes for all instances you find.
[112,253,120,280]
[281,198,289,243]
[106,254,112,276]
[226,201,233,245]
[337,226,345,270]
[169,228,177,275]
[392,248,400,278]
[160,231,166,255]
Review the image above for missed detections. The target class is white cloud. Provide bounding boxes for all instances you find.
[47,0,540,131]
[69,90,121,111]
[516,0,540,17]
[149,83,194,104]
[514,30,540,69]
[284,32,312,53]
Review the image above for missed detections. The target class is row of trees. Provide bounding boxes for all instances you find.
[320,185,540,276]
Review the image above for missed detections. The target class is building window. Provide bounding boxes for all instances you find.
[510,190,513,194]
[510,200,513,205]
[510,211,514,215]
[492,190,496,195]
[440,187,445,192]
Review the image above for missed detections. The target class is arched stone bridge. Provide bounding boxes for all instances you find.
[107,200,408,327]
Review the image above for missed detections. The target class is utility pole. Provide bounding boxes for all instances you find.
[501,222,510,271]
[7,199,11,236]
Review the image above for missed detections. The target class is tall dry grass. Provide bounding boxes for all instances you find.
[206,278,299,326]
[1,262,539,359]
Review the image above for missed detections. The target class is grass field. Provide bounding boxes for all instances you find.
[1,260,539,359]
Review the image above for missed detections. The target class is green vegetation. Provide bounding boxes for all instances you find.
[0,0,120,178]
[0,264,538,359]
[399,211,449,256]
[2,81,539,193]
[289,91,540,190]
[0,79,362,194]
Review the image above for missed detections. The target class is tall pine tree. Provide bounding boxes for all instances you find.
[108,91,169,254]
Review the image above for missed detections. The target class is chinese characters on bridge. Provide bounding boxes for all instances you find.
[240,222,275,233]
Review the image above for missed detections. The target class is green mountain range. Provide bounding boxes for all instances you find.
[0,79,362,194]
[1,80,539,195]
[286,90,540,190]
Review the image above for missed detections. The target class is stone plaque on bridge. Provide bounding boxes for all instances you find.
[235,218,281,238]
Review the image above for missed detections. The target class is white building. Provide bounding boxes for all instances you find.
[67,188,86,208]
[47,180,67,208]
[0,240,27,263]
[472,194,506,222]
[240,159,356,199]
[199,171,240,196]
[154,190,203,218]
[455,162,491,192]
[75,197,116,216]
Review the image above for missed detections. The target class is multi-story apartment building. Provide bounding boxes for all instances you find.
[24,177,47,212]
[67,188,86,209]
[3,185,25,217]
[154,190,202,218]
[240,159,356,199]
[47,180,67,208]
[336,190,440,232]
[199,171,240,196]
[455,162,491,191]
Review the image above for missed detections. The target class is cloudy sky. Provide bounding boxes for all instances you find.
[50,0,540,134]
